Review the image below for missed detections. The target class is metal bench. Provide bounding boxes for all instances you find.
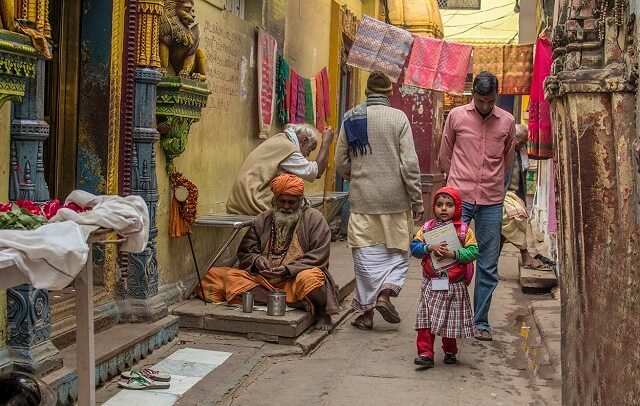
[187,192,349,300]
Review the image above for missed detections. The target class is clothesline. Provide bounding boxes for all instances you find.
[346,15,534,96]
[276,55,331,130]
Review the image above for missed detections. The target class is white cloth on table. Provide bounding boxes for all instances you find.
[50,190,149,253]
[0,190,150,291]
[351,244,409,312]
[0,221,97,290]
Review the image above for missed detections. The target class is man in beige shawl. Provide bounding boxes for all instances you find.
[226,124,333,215]
[200,174,339,330]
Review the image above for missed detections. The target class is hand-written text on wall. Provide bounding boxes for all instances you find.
[203,21,244,112]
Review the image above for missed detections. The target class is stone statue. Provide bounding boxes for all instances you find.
[159,0,207,81]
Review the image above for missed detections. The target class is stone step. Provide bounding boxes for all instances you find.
[43,315,179,406]
[173,242,356,342]
[519,264,558,293]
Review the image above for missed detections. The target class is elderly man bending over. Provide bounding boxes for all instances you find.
[199,174,339,330]
[226,124,333,216]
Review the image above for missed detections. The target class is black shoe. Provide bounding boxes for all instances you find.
[414,356,434,368]
[444,352,457,364]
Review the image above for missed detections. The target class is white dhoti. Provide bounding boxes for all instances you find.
[351,244,409,311]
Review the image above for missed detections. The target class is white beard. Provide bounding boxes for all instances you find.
[272,207,303,246]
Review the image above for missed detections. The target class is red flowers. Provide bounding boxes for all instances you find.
[0,199,90,220]
[0,203,12,213]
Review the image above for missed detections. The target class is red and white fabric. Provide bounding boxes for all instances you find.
[414,278,474,338]
[258,29,278,138]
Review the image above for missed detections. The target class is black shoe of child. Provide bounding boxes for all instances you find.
[414,356,434,368]
[443,352,457,364]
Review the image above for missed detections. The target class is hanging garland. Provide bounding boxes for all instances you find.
[169,171,199,238]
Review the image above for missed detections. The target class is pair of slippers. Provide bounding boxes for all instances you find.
[118,368,171,390]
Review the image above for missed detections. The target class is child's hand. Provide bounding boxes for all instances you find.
[439,248,456,259]
[429,242,449,257]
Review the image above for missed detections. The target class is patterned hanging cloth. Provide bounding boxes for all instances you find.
[290,70,299,123]
[321,68,330,119]
[257,29,278,138]
[502,44,534,95]
[296,75,306,124]
[276,55,290,125]
[528,37,553,159]
[304,78,314,124]
[315,73,326,131]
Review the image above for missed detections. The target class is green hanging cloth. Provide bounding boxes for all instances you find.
[304,78,314,124]
[276,55,290,125]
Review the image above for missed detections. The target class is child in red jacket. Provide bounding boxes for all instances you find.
[410,186,478,368]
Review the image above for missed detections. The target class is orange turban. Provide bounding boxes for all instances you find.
[270,174,305,197]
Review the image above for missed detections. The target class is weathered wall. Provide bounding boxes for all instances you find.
[547,1,640,403]
[156,0,363,286]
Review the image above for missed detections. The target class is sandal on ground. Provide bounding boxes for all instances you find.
[118,372,171,390]
[474,329,493,341]
[534,254,556,266]
[350,316,373,330]
[374,301,401,324]
[444,352,457,364]
[121,368,171,382]
[522,259,552,271]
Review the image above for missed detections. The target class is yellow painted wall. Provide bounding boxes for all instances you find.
[156,0,363,286]
[0,102,9,347]
[440,0,519,43]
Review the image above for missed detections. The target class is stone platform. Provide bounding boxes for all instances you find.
[43,315,179,406]
[519,265,558,293]
[172,242,355,343]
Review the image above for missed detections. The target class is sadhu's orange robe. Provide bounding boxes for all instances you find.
[197,207,340,315]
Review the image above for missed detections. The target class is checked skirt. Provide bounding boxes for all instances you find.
[414,279,474,338]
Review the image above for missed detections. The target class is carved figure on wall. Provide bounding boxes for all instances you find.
[159,0,207,81]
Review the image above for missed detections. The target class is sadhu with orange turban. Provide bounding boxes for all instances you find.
[270,174,305,197]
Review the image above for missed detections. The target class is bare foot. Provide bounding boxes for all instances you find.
[315,314,332,331]
[290,300,312,312]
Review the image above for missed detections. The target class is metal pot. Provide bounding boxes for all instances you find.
[266,292,286,316]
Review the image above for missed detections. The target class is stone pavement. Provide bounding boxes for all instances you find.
[97,243,562,405]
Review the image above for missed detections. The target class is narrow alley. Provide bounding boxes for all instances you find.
[95,243,562,405]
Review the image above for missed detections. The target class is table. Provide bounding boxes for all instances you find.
[0,229,123,406]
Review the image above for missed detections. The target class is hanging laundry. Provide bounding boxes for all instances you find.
[304,78,314,124]
[347,15,414,83]
[290,70,299,123]
[310,77,317,127]
[315,73,327,131]
[296,75,306,124]
[258,29,278,138]
[502,44,534,95]
[276,55,290,125]
[321,68,331,119]
[404,36,472,95]
[472,45,505,93]
[528,37,553,159]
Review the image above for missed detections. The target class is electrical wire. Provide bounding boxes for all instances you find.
[441,0,515,17]
[445,11,516,27]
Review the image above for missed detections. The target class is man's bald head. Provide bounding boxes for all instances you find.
[515,124,528,148]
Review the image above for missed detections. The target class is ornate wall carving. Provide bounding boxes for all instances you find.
[137,0,163,68]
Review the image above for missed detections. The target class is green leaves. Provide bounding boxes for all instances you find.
[0,204,47,230]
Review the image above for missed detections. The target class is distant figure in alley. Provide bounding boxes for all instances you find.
[336,71,424,330]
[439,71,516,341]
[411,187,478,368]
[226,124,334,216]
[200,174,339,330]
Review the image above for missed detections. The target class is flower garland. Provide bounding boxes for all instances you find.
[170,172,198,224]
[0,199,89,230]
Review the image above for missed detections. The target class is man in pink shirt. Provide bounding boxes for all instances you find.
[439,72,516,341]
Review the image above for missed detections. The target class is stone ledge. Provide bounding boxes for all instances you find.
[43,315,179,406]
[519,265,558,293]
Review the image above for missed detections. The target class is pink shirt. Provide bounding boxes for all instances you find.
[439,103,516,205]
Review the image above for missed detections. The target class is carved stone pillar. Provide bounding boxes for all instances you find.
[119,0,167,322]
[545,1,639,403]
[6,56,62,375]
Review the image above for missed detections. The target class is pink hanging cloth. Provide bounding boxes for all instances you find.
[257,29,278,139]
[528,37,553,159]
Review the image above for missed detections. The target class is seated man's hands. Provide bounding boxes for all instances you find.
[253,256,270,273]
[260,266,290,285]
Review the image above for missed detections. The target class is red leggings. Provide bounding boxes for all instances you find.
[416,328,458,358]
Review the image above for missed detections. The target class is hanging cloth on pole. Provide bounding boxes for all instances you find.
[257,29,278,138]
[528,37,553,159]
